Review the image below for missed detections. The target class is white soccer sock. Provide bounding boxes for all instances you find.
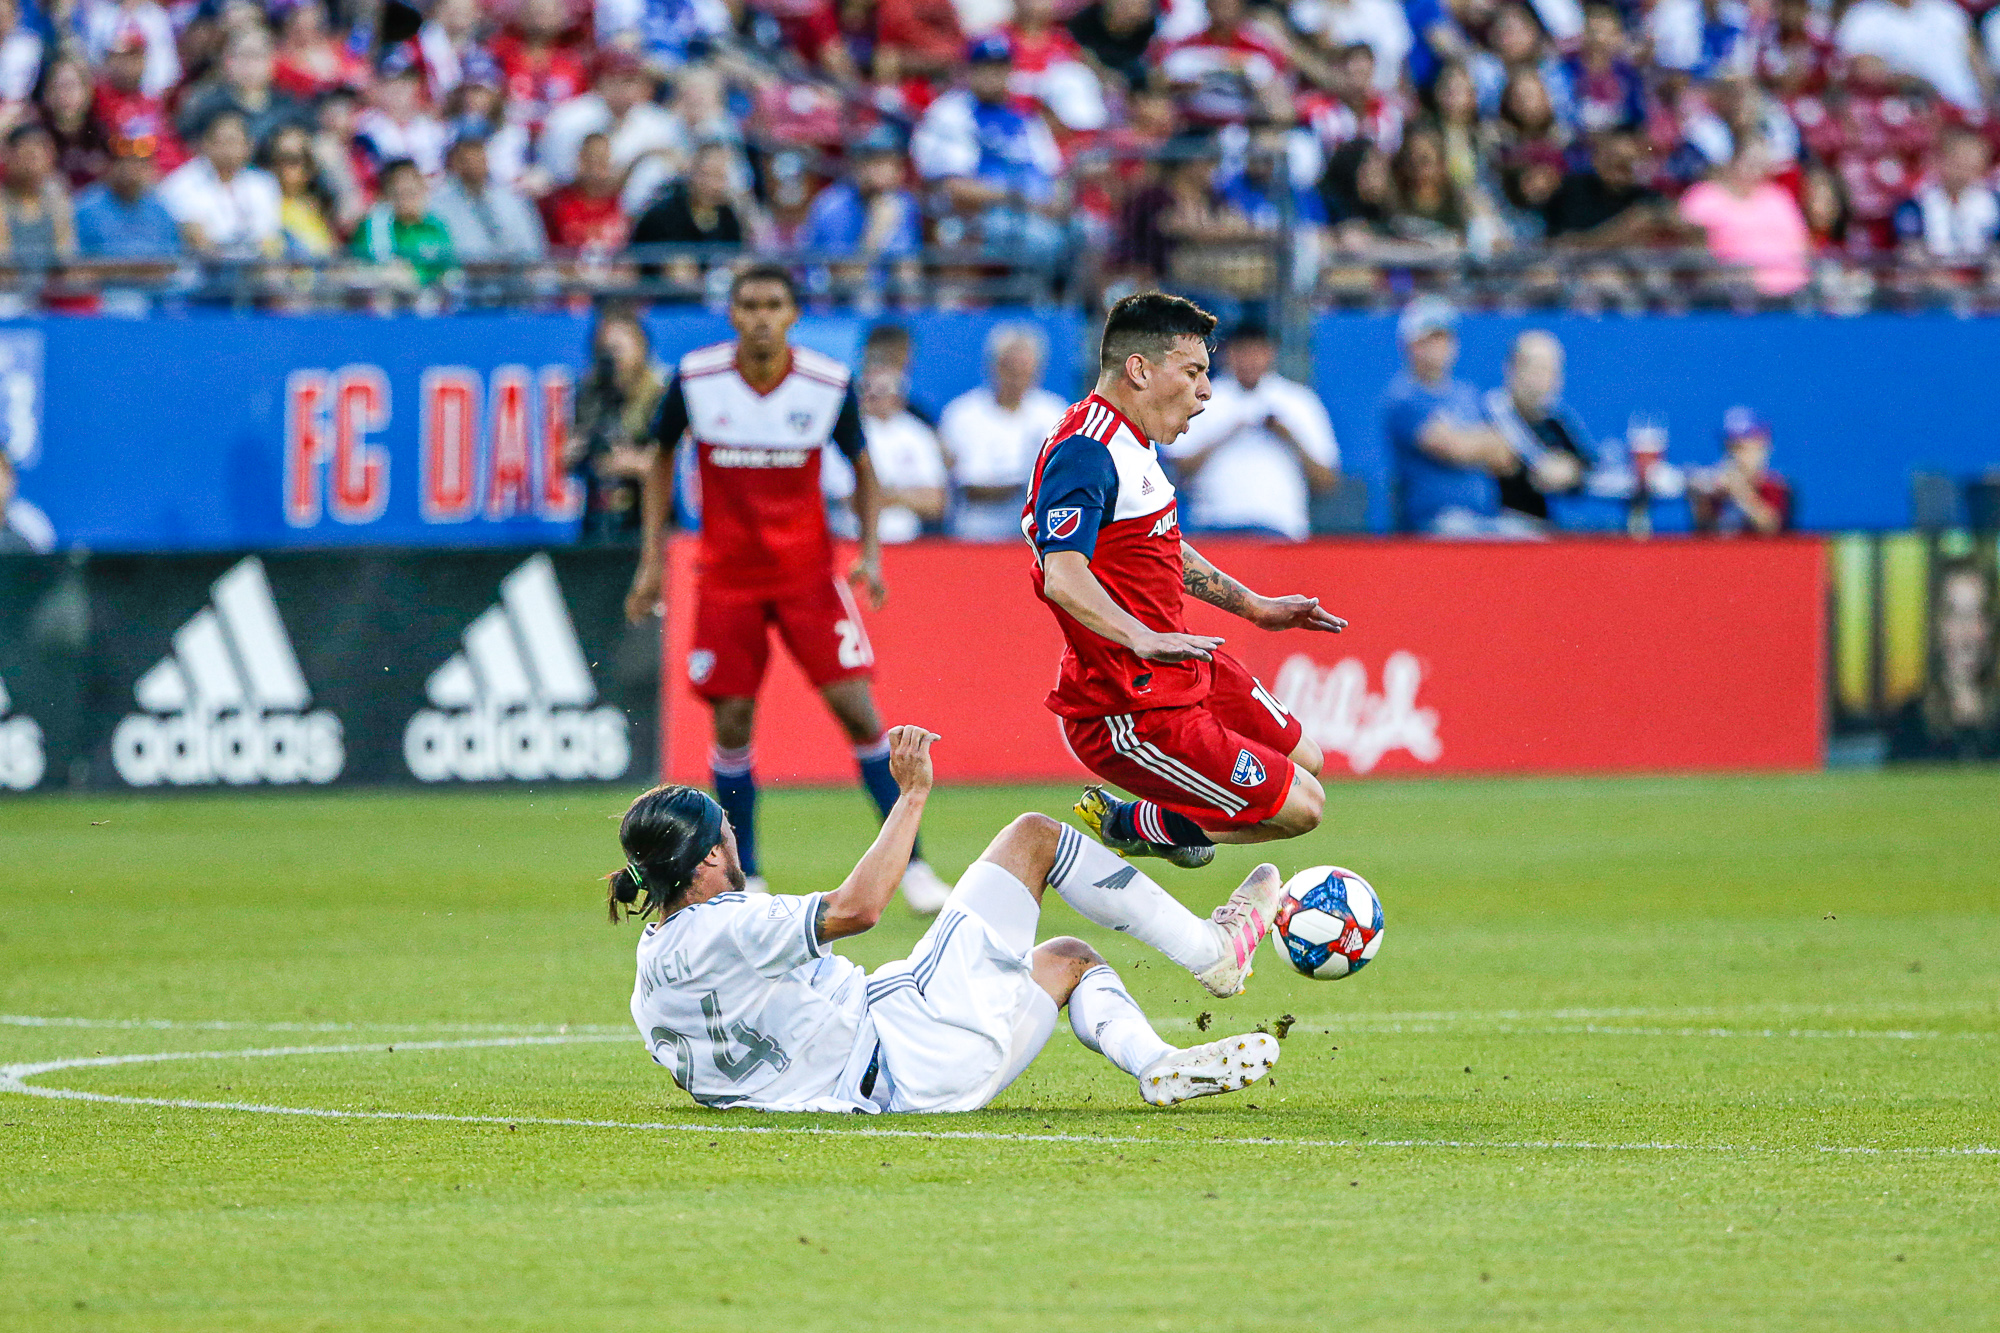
[1068,964,1175,1077]
[1048,825,1224,974]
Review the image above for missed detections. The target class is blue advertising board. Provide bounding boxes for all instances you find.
[1315,312,2000,533]
[8,309,1085,552]
[5,307,1995,549]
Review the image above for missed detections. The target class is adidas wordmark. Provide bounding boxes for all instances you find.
[403,554,630,783]
[0,675,45,791]
[111,557,344,787]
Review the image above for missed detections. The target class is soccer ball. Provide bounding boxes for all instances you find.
[1271,866,1384,980]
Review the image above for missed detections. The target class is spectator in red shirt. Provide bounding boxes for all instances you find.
[1691,406,1794,534]
[491,0,590,134]
[93,28,186,173]
[541,130,629,250]
[1794,53,1938,250]
[1152,0,1294,128]
[272,0,372,101]
[876,0,965,79]
[1006,0,1107,132]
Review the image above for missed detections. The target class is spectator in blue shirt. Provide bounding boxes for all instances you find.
[74,131,182,259]
[911,35,1072,268]
[800,127,924,298]
[1383,297,1536,536]
[1216,122,1327,230]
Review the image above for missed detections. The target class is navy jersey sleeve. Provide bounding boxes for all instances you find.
[1032,436,1119,559]
[650,373,690,450]
[830,384,866,461]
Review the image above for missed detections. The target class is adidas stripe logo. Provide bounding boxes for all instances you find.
[403,554,630,783]
[0,675,46,791]
[111,557,344,787]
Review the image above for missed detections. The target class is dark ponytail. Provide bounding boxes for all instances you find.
[604,784,728,923]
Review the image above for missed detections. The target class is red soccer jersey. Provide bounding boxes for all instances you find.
[540,185,627,250]
[1024,393,1209,718]
[654,341,865,596]
[489,33,588,132]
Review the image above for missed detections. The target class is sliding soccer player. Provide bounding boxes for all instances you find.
[607,726,1283,1113]
[625,264,951,911]
[1024,293,1348,868]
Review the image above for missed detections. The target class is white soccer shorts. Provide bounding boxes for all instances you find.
[863,861,1059,1113]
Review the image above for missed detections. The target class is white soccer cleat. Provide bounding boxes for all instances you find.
[1139,1032,1281,1107]
[900,859,952,915]
[1193,862,1283,998]
[743,875,770,895]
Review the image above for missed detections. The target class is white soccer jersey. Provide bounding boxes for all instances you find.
[675,341,852,458]
[629,891,878,1113]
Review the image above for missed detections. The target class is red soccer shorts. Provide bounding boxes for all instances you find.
[687,577,874,701]
[1062,651,1304,831]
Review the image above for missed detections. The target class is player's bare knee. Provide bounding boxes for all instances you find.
[1032,936,1103,1005]
[819,680,883,743]
[711,697,756,749]
[1277,769,1326,836]
[1290,734,1325,777]
[981,812,1063,890]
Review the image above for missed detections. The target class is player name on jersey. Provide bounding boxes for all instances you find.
[660,341,863,595]
[706,446,815,469]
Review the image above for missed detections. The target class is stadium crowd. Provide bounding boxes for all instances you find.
[0,0,1998,305]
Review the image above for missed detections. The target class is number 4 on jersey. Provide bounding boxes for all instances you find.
[701,991,790,1080]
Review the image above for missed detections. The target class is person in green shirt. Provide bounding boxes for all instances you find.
[349,157,455,285]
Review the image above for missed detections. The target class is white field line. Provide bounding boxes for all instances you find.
[1,1035,1994,1159]
[9,999,1996,1036]
[0,1015,630,1034]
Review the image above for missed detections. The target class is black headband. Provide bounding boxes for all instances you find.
[631,788,726,918]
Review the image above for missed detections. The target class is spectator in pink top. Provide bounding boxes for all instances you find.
[1678,136,1811,296]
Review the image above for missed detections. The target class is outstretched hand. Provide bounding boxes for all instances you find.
[887,724,939,797]
[1251,595,1347,634]
[1133,630,1227,663]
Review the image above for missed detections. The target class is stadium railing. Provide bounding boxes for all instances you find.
[6,244,1999,318]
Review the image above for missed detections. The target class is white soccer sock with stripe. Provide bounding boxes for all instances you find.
[1048,825,1224,974]
[1068,964,1175,1076]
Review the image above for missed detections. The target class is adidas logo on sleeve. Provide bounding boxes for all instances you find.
[0,675,45,791]
[111,557,344,787]
[403,554,630,783]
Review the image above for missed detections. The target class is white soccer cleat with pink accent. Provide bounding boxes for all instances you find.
[1193,863,1283,998]
[1140,1032,1281,1106]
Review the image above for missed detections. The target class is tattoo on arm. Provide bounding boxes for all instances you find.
[1181,543,1255,616]
[812,896,830,945]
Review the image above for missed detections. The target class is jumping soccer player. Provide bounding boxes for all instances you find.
[606,724,1284,1113]
[1026,293,1347,868]
[625,264,952,911]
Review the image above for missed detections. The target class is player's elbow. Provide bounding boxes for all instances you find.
[819,898,882,940]
[1040,552,1089,603]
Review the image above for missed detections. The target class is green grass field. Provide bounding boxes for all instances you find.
[2,769,1997,1332]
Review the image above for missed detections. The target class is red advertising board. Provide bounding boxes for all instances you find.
[660,536,1826,785]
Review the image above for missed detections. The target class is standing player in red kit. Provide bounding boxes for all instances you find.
[1026,293,1348,870]
[626,265,952,911]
